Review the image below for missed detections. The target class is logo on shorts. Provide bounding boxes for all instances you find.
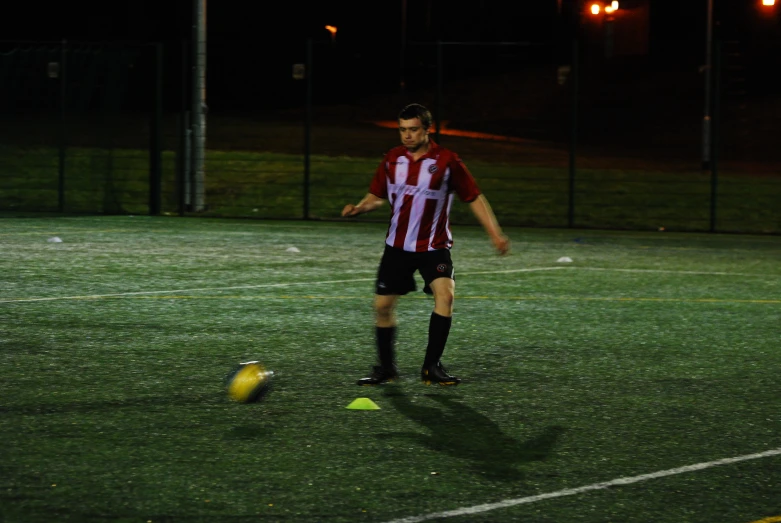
[436,263,448,273]
[428,165,439,174]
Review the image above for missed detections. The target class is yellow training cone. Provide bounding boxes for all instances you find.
[346,398,380,410]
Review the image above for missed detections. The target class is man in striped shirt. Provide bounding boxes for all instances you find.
[342,103,510,386]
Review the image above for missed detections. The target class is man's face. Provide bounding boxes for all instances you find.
[398,117,429,152]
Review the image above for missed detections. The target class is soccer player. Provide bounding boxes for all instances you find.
[342,103,510,386]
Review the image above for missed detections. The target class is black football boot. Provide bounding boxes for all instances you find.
[420,361,460,386]
[357,365,399,385]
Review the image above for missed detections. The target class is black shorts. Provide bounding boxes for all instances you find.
[375,245,454,296]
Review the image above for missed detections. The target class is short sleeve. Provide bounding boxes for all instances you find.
[449,154,481,203]
[368,158,388,199]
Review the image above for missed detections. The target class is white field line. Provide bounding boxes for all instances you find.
[1,266,774,305]
[383,447,781,523]
[571,267,777,278]
[457,267,567,276]
[0,267,566,304]
[0,278,377,304]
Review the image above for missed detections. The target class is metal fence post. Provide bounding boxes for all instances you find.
[702,0,714,171]
[568,38,579,229]
[191,0,207,212]
[435,41,443,143]
[58,39,68,213]
[177,38,191,214]
[149,43,163,216]
[303,38,312,220]
[709,40,721,233]
[183,111,192,212]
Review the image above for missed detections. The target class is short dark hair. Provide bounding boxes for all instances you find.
[398,103,432,130]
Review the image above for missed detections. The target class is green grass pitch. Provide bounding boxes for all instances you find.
[1,216,780,522]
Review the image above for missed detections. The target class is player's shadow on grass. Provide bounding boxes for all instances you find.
[377,392,564,482]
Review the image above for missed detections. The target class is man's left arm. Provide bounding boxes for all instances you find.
[469,195,510,255]
[449,154,510,256]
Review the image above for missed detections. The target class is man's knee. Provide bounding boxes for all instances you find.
[435,293,454,314]
[375,303,394,320]
[430,278,455,313]
[374,296,397,320]
[440,291,454,309]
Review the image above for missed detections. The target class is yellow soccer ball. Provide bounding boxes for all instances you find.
[225,361,274,403]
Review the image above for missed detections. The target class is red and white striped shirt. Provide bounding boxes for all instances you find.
[369,141,481,252]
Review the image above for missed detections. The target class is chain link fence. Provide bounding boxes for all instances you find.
[0,41,170,215]
[1,36,778,234]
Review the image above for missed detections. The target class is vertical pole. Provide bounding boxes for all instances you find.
[568,39,579,228]
[303,38,313,220]
[175,112,184,215]
[183,111,192,212]
[435,41,443,143]
[400,0,407,93]
[191,0,207,211]
[604,15,614,59]
[58,39,67,213]
[701,0,713,170]
[149,43,163,216]
[709,41,721,233]
[177,39,189,215]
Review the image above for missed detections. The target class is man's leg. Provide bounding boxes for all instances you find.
[424,277,454,366]
[422,277,460,385]
[357,294,400,385]
[374,293,399,370]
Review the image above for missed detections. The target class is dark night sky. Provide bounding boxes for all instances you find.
[2,1,777,111]
[3,1,773,56]
[3,1,561,45]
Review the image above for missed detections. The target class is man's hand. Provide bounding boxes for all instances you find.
[341,204,360,217]
[342,194,385,217]
[492,233,510,255]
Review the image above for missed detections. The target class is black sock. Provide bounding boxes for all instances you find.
[424,313,452,368]
[376,326,396,369]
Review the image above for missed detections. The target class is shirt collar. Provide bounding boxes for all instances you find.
[406,139,439,161]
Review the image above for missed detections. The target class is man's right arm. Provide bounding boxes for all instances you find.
[342,193,385,217]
